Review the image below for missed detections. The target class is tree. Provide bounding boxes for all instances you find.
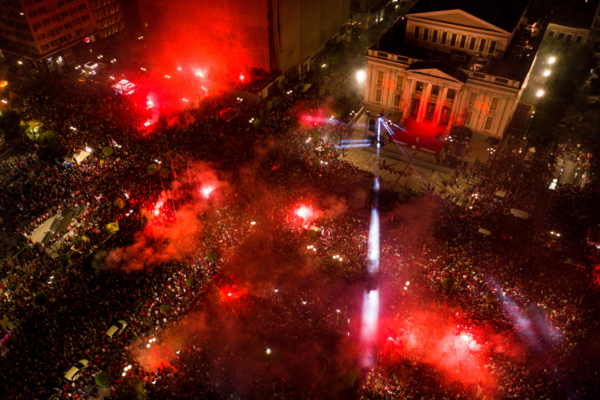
[160,305,170,314]
[185,278,194,287]
[0,110,22,142]
[95,371,114,387]
[484,292,495,303]
[116,377,147,400]
[34,292,48,307]
[590,77,600,96]
[206,251,218,262]
[58,253,70,266]
[159,168,171,179]
[441,277,456,293]
[147,164,158,175]
[102,146,114,157]
[113,198,124,209]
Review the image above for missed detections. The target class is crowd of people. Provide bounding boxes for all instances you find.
[0,64,598,400]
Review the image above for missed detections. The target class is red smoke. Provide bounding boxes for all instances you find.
[105,162,230,271]
[378,308,500,396]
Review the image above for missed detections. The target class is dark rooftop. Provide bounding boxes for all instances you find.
[549,0,599,30]
[408,0,530,33]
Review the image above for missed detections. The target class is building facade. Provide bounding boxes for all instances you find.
[0,0,126,70]
[135,0,350,79]
[364,0,545,139]
[0,0,97,69]
[542,0,599,47]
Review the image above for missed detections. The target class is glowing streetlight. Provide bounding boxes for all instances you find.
[85,147,92,152]
[356,70,366,84]
[536,89,544,97]
[548,56,556,64]
[266,348,271,354]
[543,69,551,77]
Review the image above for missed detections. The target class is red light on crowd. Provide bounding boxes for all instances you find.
[296,206,311,220]
[200,186,214,199]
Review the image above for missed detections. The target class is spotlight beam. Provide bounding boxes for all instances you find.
[360,116,382,368]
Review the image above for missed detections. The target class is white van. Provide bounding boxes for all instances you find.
[507,209,529,220]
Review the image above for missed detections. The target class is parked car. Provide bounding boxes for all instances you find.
[64,359,89,381]
[105,320,128,339]
[493,191,508,201]
[132,299,145,313]
[45,387,60,400]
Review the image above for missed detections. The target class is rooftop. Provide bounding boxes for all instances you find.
[373,22,539,83]
[408,0,530,33]
[549,0,599,30]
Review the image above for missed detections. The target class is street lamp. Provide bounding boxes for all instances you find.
[548,56,556,65]
[543,69,551,77]
[356,70,366,84]
[536,89,544,97]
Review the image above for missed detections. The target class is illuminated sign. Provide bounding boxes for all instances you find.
[84,37,91,43]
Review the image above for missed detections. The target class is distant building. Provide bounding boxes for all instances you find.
[543,0,599,47]
[135,0,350,80]
[364,0,548,139]
[350,0,410,29]
[0,0,127,71]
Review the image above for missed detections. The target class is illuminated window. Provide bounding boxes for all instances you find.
[416,81,424,92]
[464,111,472,126]
[392,92,401,107]
[469,93,478,107]
[375,89,382,103]
[376,71,384,86]
[484,116,494,131]
[490,97,499,113]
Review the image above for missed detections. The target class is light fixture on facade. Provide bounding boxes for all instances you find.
[356,70,366,84]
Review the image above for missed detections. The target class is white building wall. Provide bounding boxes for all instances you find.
[544,23,589,45]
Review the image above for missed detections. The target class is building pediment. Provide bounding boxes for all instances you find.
[409,9,511,35]
[406,61,468,84]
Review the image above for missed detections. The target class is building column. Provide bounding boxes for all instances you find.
[416,82,432,122]
[365,63,374,104]
[445,89,463,133]
[432,86,448,126]
[400,78,416,124]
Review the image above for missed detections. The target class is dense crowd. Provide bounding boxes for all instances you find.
[0,68,598,400]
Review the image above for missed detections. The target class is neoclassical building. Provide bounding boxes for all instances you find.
[364,0,546,139]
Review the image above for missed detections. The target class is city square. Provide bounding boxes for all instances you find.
[1,0,600,399]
